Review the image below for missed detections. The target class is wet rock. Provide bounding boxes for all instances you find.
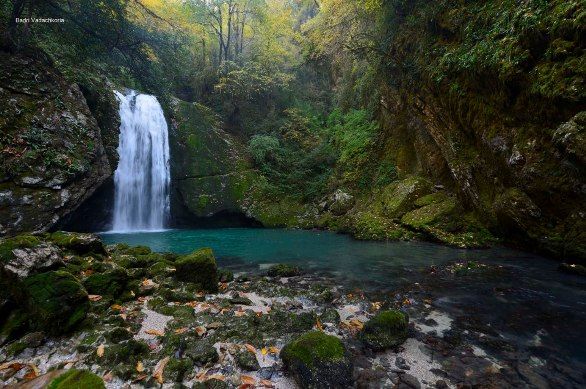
[320,308,341,324]
[280,330,353,388]
[46,369,105,388]
[20,331,45,348]
[83,268,129,297]
[359,310,409,351]
[395,356,410,370]
[558,263,586,277]
[192,378,228,389]
[105,327,131,343]
[230,296,253,305]
[49,231,107,255]
[328,190,355,216]
[257,366,276,380]
[398,373,421,389]
[175,248,219,292]
[218,268,234,282]
[435,379,449,389]
[355,367,386,388]
[236,350,261,371]
[267,264,301,277]
[22,270,89,335]
[184,339,219,365]
[103,339,149,365]
[165,357,194,382]
[0,235,62,279]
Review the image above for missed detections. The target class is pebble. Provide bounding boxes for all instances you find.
[396,356,411,370]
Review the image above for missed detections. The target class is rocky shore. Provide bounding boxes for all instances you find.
[1,232,584,388]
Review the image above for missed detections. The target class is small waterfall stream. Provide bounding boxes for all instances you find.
[111,90,170,232]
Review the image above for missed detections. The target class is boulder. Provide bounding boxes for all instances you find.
[175,248,219,292]
[0,234,63,279]
[83,268,129,297]
[236,349,261,371]
[280,331,353,388]
[328,190,354,216]
[49,231,106,255]
[47,369,105,389]
[359,310,409,351]
[22,270,89,335]
[267,264,301,277]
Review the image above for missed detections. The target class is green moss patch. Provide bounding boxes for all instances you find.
[175,248,218,292]
[48,369,105,389]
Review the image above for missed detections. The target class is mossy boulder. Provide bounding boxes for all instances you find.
[401,197,457,228]
[165,357,194,382]
[280,331,353,388]
[0,236,62,279]
[380,176,433,218]
[267,264,301,277]
[83,268,129,297]
[175,248,218,292]
[49,232,106,255]
[47,369,105,389]
[22,270,89,335]
[236,350,260,371]
[192,378,228,389]
[359,310,409,351]
[184,339,220,365]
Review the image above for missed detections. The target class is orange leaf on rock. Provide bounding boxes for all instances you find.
[240,375,256,385]
[136,361,144,372]
[195,326,207,337]
[111,304,123,311]
[145,329,164,336]
[174,327,188,334]
[152,356,170,384]
[244,344,256,354]
[96,344,105,357]
[260,379,275,388]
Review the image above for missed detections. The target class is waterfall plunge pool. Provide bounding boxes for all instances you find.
[102,227,586,367]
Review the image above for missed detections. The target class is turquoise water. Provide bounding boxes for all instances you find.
[101,228,586,363]
[101,228,560,290]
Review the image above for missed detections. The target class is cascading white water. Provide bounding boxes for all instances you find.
[111,90,170,232]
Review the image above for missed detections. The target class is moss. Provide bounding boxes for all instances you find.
[267,264,301,277]
[23,270,89,335]
[83,268,128,297]
[175,248,218,292]
[236,350,260,371]
[6,341,27,357]
[0,234,41,262]
[280,331,346,368]
[280,331,353,388]
[47,370,105,389]
[105,327,132,343]
[102,339,149,365]
[359,310,409,351]
[48,232,106,255]
[148,261,175,277]
[192,379,228,389]
[184,339,219,365]
[218,268,234,282]
[0,309,29,342]
[414,191,449,207]
[165,358,194,382]
[401,197,457,228]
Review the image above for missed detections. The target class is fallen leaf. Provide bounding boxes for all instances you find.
[315,318,323,331]
[103,371,113,382]
[142,278,155,287]
[119,313,127,320]
[268,346,279,354]
[97,344,105,357]
[207,321,223,329]
[195,326,207,337]
[88,294,102,302]
[261,347,268,356]
[136,361,144,372]
[260,379,275,388]
[152,356,170,384]
[349,318,364,330]
[219,282,228,290]
[240,375,256,385]
[195,368,209,380]
[28,364,39,377]
[0,362,25,371]
[111,304,123,311]
[174,327,188,334]
[234,310,246,317]
[145,329,164,336]
[244,344,256,354]
[207,374,225,381]
[133,374,148,382]
[137,296,148,303]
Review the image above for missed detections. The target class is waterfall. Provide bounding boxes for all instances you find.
[111,90,170,232]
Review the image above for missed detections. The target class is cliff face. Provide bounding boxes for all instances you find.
[0,52,117,235]
[371,0,585,260]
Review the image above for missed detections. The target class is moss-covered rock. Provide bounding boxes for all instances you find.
[22,270,89,335]
[359,310,409,351]
[280,331,353,388]
[401,197,457,228]
[175,248,218,292]
[47,369,105,389]
[0,234,41,262]
[192,378,228,389]
[236,350,260,371]
[184,339,219,365]
[49,231,106,255]
[267,264,301,277]
[83,268,128,297]
[165,357,194,382]
[0,236,62,279]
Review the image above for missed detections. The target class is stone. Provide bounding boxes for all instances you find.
[22,270,89,335]
[2,242,63,279]
[175,248,219,292]
[165,358,194,382]
[398,373,421,389]
[320,308,341,324]
[328,190,354,216]
[184,339,219,366]
[49,231,106,255]
[83,268,129,297]
[267,264,301,277]
[280,330,353,388]
[395,356,410,370]
[47,369,105,389]
[236,350,261,371]
[359,310,409,351]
